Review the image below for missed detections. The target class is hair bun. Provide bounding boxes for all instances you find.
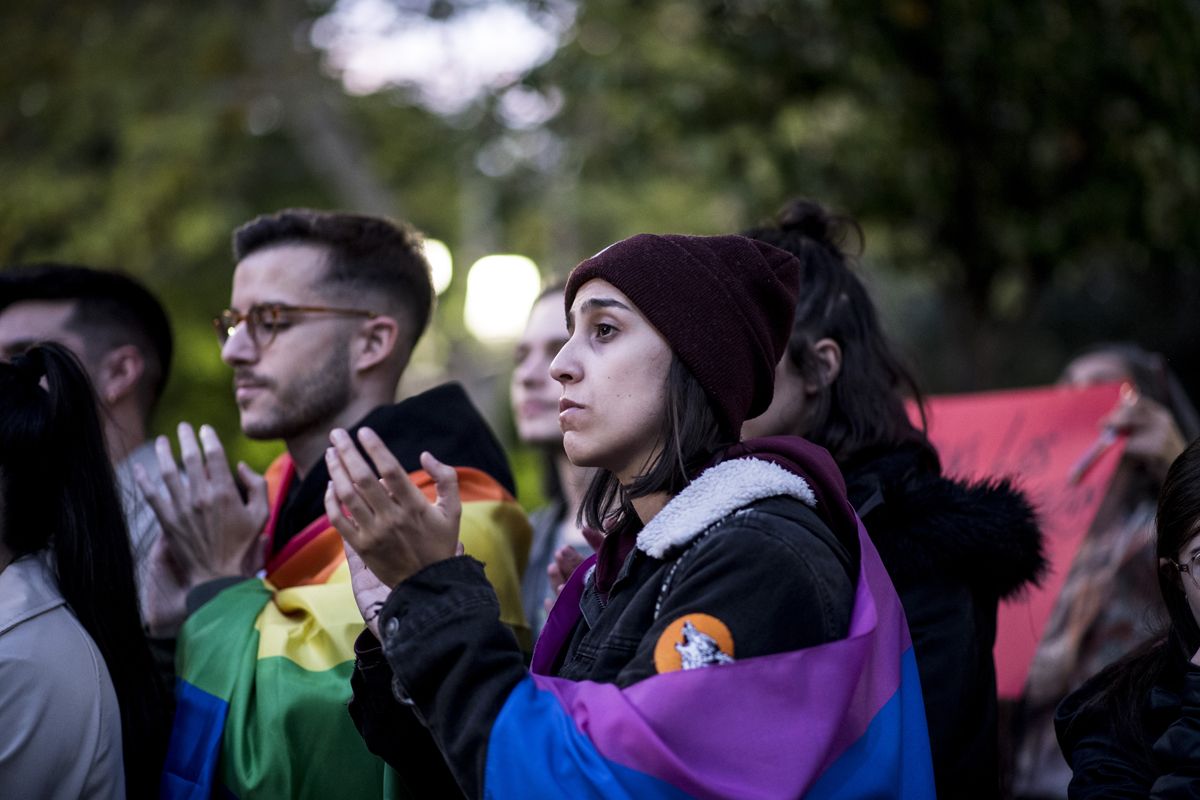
[776,199,835,239]
[774,198,862,256]
[9,347,47,383]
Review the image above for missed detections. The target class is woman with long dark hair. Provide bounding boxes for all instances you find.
[1056,435,1200,795]
[330,234,934,797]
[740,199,1045,798]
[0,343,167,798]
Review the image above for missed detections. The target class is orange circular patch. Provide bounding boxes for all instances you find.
[653,613,735,674]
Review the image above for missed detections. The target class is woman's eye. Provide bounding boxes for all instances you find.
[595,323,616,338]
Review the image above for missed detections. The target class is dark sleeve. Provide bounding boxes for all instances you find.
[1056,682,1154,799]
[347,631,464,798]
[1061,728,1155,798]
[375,556,528,800]
[611,509,855,687]
[1150,666,1200,797]
[147,635,178,714]
[899,579,998,797]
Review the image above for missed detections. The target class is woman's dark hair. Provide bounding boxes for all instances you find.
[0,343,167,796]
[742,198,932,465]
[581,356,727,532]
[1063,436,1200,770]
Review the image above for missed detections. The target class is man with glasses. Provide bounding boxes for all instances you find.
[142,208,530,799]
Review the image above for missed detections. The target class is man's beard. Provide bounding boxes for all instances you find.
[241,346,353,442]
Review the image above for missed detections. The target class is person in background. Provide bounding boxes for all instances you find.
[0,344,168,799]
[139,209,530,798]
[512,282,595,635]
[335,233,934,797]
[1056,435,1200,795]
[1013,343,1199,798]
[741,198,1045,799]
[0,264,175,631]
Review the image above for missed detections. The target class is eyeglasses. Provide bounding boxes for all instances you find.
[213,303,377,349]
[1170,551,1200,590]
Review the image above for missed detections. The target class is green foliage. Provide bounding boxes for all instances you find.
[2,0,1197,486]
[513,0,1200,391]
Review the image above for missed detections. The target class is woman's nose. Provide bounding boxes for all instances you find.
[550,341,578,385]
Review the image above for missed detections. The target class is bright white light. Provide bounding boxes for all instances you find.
[464,254,541,342]
[423,238,453,295]
[313,0,574,115]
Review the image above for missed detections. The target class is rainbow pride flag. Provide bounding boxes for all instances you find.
[483,518,934,798]
[161,454,530,800]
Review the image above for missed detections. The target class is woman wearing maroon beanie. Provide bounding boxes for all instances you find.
[327,233,935,798]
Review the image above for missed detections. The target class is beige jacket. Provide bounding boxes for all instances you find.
[0,553,124,799]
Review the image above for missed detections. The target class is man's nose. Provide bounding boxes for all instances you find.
[221,323,258,366]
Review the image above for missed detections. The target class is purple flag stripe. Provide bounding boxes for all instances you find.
[528,521,914,798]
[531,552,596,675]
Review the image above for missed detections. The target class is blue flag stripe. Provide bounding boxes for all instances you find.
[485,677,694,799]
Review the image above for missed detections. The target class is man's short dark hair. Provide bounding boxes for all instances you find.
[0,263,173,417]
[233,209,434,352]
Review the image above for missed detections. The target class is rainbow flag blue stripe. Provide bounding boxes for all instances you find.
[485,519,935,798]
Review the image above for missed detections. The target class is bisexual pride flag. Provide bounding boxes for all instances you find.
[484,518,935,799]
[161,454,531,800]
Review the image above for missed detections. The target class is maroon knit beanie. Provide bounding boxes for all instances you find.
[564,233,800,438]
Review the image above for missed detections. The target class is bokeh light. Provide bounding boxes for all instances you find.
[463,254,541,342]
[423,238,453,295]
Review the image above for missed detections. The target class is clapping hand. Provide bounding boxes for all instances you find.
[323,427,461,589]
[136,423,269,586]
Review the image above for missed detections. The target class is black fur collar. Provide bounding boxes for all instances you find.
[844,444,1045,599]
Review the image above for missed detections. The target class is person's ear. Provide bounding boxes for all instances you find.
[804,338,842,394]
[96,345,145,408]
[353,315,402,373]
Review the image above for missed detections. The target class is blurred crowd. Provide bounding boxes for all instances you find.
[0,200,1196,799]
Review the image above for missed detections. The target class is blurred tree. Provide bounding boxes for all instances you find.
[508,0,1200,393]
[2,0,1197,486]
[0,0,472,470]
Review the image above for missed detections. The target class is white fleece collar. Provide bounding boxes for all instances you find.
[636,457,817,558]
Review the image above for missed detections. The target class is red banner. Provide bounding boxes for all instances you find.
[916,382,1126,698]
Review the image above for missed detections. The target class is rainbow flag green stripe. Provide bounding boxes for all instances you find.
[163,572,402,799]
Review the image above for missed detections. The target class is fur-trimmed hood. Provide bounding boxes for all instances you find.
[843,444,1045,600]
[637,436,862,557]
[637,457,818,558]
[592,435,861,595]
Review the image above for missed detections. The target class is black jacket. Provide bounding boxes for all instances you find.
[844,443,1044,800]
[349,438,863,798]
[1056,645,1200,797]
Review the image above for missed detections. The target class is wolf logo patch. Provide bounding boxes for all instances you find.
[654,614,735,673]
